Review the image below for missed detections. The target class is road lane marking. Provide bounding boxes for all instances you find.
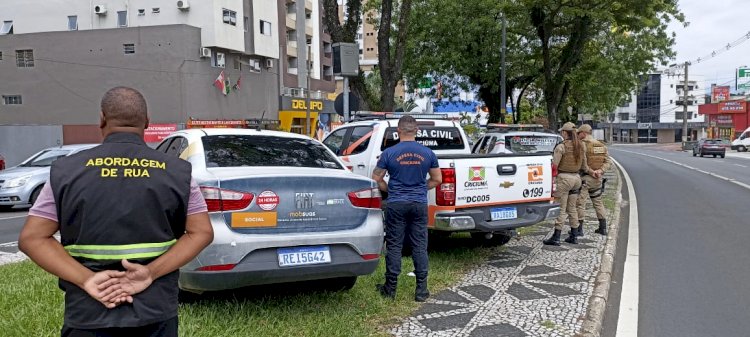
[617,149,750,192]
[734,164,748,168]
[612,158,639,337]
[0,214,28,220]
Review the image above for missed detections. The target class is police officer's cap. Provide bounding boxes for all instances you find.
[578,124,592,134]
[558,122,577,132]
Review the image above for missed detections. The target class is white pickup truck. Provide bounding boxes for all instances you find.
[322,118,560,244]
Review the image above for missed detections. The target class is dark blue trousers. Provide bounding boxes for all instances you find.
[384,202,429,286]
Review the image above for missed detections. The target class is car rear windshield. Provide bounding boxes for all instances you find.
[504,135,559,154]
[202,135,344,169]
[21,149,71,167]
[705,139,720,144]
[381,126,465,150]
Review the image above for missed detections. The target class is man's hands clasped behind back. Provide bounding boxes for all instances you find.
[87,259,155,308]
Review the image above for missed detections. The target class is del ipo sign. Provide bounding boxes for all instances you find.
[144,124,177,143]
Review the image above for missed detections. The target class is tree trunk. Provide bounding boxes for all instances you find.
[378,0,413,112]
[479,86,503,123]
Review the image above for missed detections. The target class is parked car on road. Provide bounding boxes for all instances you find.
[155,129,384,293]
[0,153,5,171]
[693,139,726,158]
[0,144,98,210]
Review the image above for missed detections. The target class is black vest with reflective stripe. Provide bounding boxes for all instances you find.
[50,132,192,329]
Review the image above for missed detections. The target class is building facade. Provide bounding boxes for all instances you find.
[699,98,750,140]
[601,72,707,143]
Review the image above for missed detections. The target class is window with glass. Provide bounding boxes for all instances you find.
[15,50,34,68]
[68,16,78,31]
[202,135,343,169]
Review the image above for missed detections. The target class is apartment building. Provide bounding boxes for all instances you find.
[0,0,284,163]
[602,71,707,143]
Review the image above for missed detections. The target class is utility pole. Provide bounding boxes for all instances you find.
[305,44,311,137]
[500,14,507,122]
[682,61,689,143]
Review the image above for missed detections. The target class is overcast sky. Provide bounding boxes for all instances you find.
[668,0,750,91]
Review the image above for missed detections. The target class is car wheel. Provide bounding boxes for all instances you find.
[471,232,513,246]
[29,186,43,206]
[721,154,726,158]
[740,146,748,152]
[324,276,357,291]
[713,154,717,158]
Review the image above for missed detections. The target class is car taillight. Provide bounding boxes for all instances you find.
[196,263,237,271]
[348,188,382,209]
[436,168,456,206]
[200,186,254,212]
[361,254,380,260]
[551,162,558,196]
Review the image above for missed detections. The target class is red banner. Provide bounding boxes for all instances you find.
[711,86,730,103]
[718,100,746,113]
[144,124,178,142]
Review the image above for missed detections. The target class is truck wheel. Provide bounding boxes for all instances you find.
[471,232,512,246]
[739,146,748,152]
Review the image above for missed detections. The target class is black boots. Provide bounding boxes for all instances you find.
[577,220,584,237]
[415,275,430,302]
[543,229,562,246]
[564,230,578,244]
[376,283,396,299]
[595,218,608,235]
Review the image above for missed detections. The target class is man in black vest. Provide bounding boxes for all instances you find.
[19,87,214,337]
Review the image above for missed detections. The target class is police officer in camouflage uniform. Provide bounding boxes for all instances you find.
[575,124,612,235]
[544,122,593,246]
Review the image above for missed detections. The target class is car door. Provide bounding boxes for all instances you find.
[340,126,375,177]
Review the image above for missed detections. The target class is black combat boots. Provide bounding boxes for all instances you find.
[415,274,430,302]
[577,220,585,237]
[564,229,578,244]
[376,276,397,299]
[595,218,608,235]
[543,229,562,246]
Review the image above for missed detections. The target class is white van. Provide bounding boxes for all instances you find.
[731,127,750,152]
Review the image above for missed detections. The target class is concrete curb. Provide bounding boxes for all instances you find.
[580,166,624,337]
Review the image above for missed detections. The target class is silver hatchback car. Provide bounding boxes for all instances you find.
[155,129,384,293]
[0,144,98,210]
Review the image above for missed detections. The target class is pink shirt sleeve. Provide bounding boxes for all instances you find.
[187,178,208,215]
[28,182,58,222]
[27,178,208,220]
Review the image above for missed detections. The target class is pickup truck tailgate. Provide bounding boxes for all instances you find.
[451,155,553,208]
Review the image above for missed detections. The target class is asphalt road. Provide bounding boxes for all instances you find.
[0,209,28,246]
[610,145,750,337]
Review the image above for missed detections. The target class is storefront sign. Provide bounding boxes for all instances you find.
[711,86,731,103]
[144,124,177,142]
[718,101,746,113]
[187,119,247,128]
[715,115,734,125]
[280,96,336,114]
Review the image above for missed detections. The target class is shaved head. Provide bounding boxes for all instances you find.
[100,87,148,128]
[397,116,418,135]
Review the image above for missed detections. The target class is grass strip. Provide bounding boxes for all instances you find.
[1,234,495,337]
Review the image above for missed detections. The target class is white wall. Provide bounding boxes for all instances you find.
[659,73,704,123]
[251,0,279,58]
[311,0,321,79]
[0,0,248,53]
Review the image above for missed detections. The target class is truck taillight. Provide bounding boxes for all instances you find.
[200,186,254,212]
[437,168,456,206]
[348,188,382,209]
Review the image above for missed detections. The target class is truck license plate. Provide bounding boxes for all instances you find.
[491,207,517,220]
[277,246,331,267]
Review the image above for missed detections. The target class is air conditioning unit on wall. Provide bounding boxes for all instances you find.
[199,47,211,58]
[266,59,274,69]
[94,5,107,15]
[177,0,190,10]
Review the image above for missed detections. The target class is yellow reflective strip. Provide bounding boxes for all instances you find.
[67,251,166,260]
[64,239,176,251]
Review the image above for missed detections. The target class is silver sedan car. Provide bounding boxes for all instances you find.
[155,129,384,293]
[0,144,98,210]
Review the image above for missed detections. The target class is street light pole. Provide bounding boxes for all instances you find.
[500,14,507,122]
[682,61,689,143]
[305,44,311,137]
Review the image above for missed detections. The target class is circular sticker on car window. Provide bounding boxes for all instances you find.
[257,190,280,211]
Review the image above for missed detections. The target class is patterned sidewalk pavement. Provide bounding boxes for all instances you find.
[392,169,620,337]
